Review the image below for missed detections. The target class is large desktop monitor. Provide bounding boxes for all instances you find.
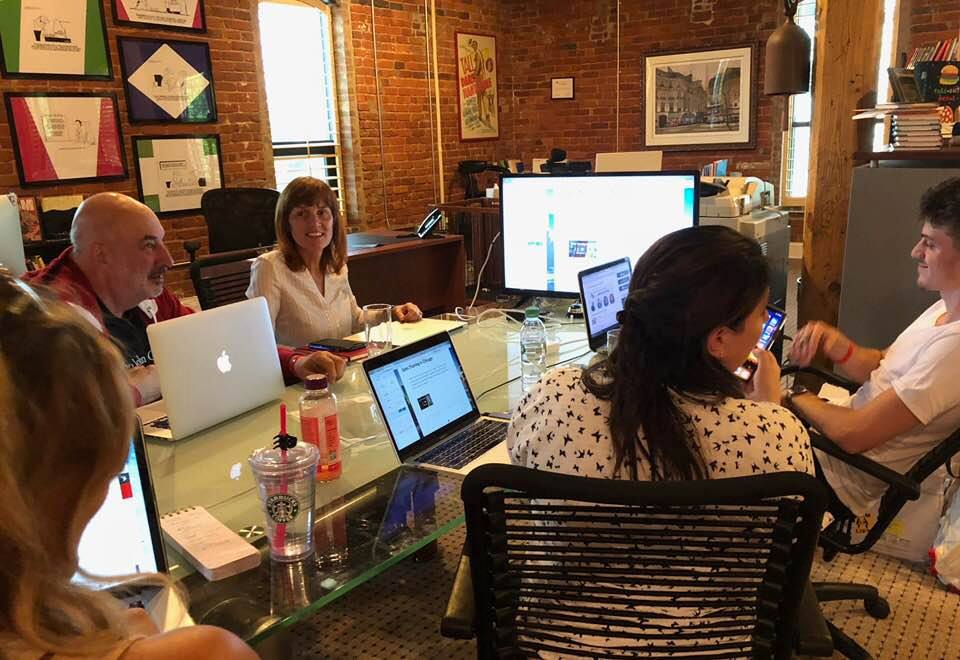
[500,171,699,296]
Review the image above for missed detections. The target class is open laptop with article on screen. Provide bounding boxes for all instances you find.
[73,419,194,630]
[578,257,632,352]
[139,297,285,441]
[499,171,698,297]
[363,331,511,476]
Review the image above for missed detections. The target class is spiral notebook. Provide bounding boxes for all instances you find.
[160,506,261,581]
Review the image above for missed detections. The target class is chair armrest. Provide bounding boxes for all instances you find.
[794,581,834,657]
[781,364,860,393]
[811,432,921,500]
[440,543,475,639]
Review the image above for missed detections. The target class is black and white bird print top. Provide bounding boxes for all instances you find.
[507,367,815,481]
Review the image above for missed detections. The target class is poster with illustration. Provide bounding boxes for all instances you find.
[456,32,498,141]
[119,37,216,123]
[134,135,223,214]
[4,93,126,186]
[113,0,205,32]
[0,0,111,78]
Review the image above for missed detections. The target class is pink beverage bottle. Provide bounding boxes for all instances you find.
[299,375,342,481]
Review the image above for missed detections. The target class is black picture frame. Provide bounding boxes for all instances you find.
[118,36,217,124]
[112,0,207,33]
[132,134,225,216]
[4,92,128,187]
[888,67,922,104]
[0,0,113,80]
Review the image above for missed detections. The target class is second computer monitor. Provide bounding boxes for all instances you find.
[500,171,699,296]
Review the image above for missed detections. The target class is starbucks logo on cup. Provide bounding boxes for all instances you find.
[265,494,299,524]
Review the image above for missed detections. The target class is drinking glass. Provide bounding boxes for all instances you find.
[363,303,393,356]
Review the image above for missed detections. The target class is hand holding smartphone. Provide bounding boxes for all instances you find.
[735,305,786,381]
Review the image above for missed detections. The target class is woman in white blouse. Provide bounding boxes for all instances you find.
[247,177,421,362]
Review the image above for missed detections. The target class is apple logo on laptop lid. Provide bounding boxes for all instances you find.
[216,349,232,374]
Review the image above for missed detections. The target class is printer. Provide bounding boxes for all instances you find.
[699,176,790,311]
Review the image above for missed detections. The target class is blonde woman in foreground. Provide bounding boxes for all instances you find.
[0,273,258,659]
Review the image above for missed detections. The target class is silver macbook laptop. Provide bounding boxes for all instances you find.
[0,193,27,276]
[142,297,285,440]
[73,420,194,630]
[363,332,511,476]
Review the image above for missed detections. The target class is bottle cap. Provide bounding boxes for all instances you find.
[525,306,540,319]
[305,374,328,390]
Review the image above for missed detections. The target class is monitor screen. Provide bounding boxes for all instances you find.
[500,171,698,296]
[73,438,161,588]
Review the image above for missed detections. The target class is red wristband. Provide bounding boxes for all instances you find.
[835,341,856,365]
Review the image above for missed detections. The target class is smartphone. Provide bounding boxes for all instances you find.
[309,338,367,352]
[735,305,787,381]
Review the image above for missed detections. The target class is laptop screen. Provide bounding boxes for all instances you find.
[365,334,477,454]
[579,257,632,351]
[73,432,164,588]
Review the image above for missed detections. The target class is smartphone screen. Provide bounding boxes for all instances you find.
[735,305,787,381]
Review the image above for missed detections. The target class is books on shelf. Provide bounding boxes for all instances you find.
[907,37,960,67]
[890,107,943,151]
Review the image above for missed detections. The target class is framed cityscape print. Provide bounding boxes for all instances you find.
[4,92,127,186]
[119,37,217,124]
[113,0,206,32]
[455,32,499,141]
[643,45,756,150]
[0,0,112,79]
[133,135,224,215]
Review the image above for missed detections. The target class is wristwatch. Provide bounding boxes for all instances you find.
[783,383,810,410]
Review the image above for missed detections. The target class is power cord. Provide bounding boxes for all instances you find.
[469,231,501,310]
[476,348,592,402]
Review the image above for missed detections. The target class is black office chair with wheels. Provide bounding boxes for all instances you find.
[442,464,835,659]
[201,188,279,254]
[782,364,960,659]
[189,247,266,310]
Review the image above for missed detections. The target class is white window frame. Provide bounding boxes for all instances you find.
[258,0,344,206]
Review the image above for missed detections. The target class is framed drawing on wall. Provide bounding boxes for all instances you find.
[0,0,112,79]
[113,0,206,32]
[643,45,757,150]
[4,92,127,186]
[456,32,499,141]
[119,37,217,123]
[133,135,224,215]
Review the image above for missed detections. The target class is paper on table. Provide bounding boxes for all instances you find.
[345,317,466,347]
[160,506,260,581]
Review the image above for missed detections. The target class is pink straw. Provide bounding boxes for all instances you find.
[274,403,289,552]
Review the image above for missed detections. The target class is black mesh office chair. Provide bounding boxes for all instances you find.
[189,247,265,310]
[442,465,834,659]
[782,364,960,659]
[201,188,279,254]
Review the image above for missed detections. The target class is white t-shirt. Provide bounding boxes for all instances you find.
[245,249,363,347]
[818,299,960,515]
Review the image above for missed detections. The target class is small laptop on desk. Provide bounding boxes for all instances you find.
[73,420,194,630]
[140,297,285,440]
[363,332,511,476]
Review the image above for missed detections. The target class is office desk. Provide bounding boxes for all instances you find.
[146,315,591,644]
[347,233,466,315]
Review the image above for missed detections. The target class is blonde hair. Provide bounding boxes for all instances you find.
[0,275,154,655]
[275,176,347,274]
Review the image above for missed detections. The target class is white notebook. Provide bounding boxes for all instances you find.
[160,506,260,581]
[345,317,466,347]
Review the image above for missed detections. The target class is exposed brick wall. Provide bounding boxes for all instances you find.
[344,0,788,231]
[0,0,274,296]
[909,0,960,51]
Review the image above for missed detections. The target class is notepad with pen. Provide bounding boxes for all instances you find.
[160,506,261,581]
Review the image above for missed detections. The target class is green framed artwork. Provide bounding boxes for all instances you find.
[0,0,112,79]
[133,135,224,215]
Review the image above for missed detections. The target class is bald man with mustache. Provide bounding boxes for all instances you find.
[26,193,345,405]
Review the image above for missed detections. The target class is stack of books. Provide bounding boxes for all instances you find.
[907,37,960,67]
[890,106,943,151]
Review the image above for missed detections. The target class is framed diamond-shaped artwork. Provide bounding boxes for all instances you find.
[118,37,216,124]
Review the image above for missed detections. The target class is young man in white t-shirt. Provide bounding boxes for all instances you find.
[785,177,960,515]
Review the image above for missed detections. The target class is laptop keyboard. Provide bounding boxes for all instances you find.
[147,416,171,430]
[418,418,508,469]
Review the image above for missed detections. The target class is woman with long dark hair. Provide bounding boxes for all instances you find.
[508,225,813,482]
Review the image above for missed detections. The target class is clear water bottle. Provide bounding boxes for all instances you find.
[299,375,341,481]
[520,306,547,391]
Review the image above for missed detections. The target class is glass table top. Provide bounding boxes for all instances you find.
[145,312,592,642]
